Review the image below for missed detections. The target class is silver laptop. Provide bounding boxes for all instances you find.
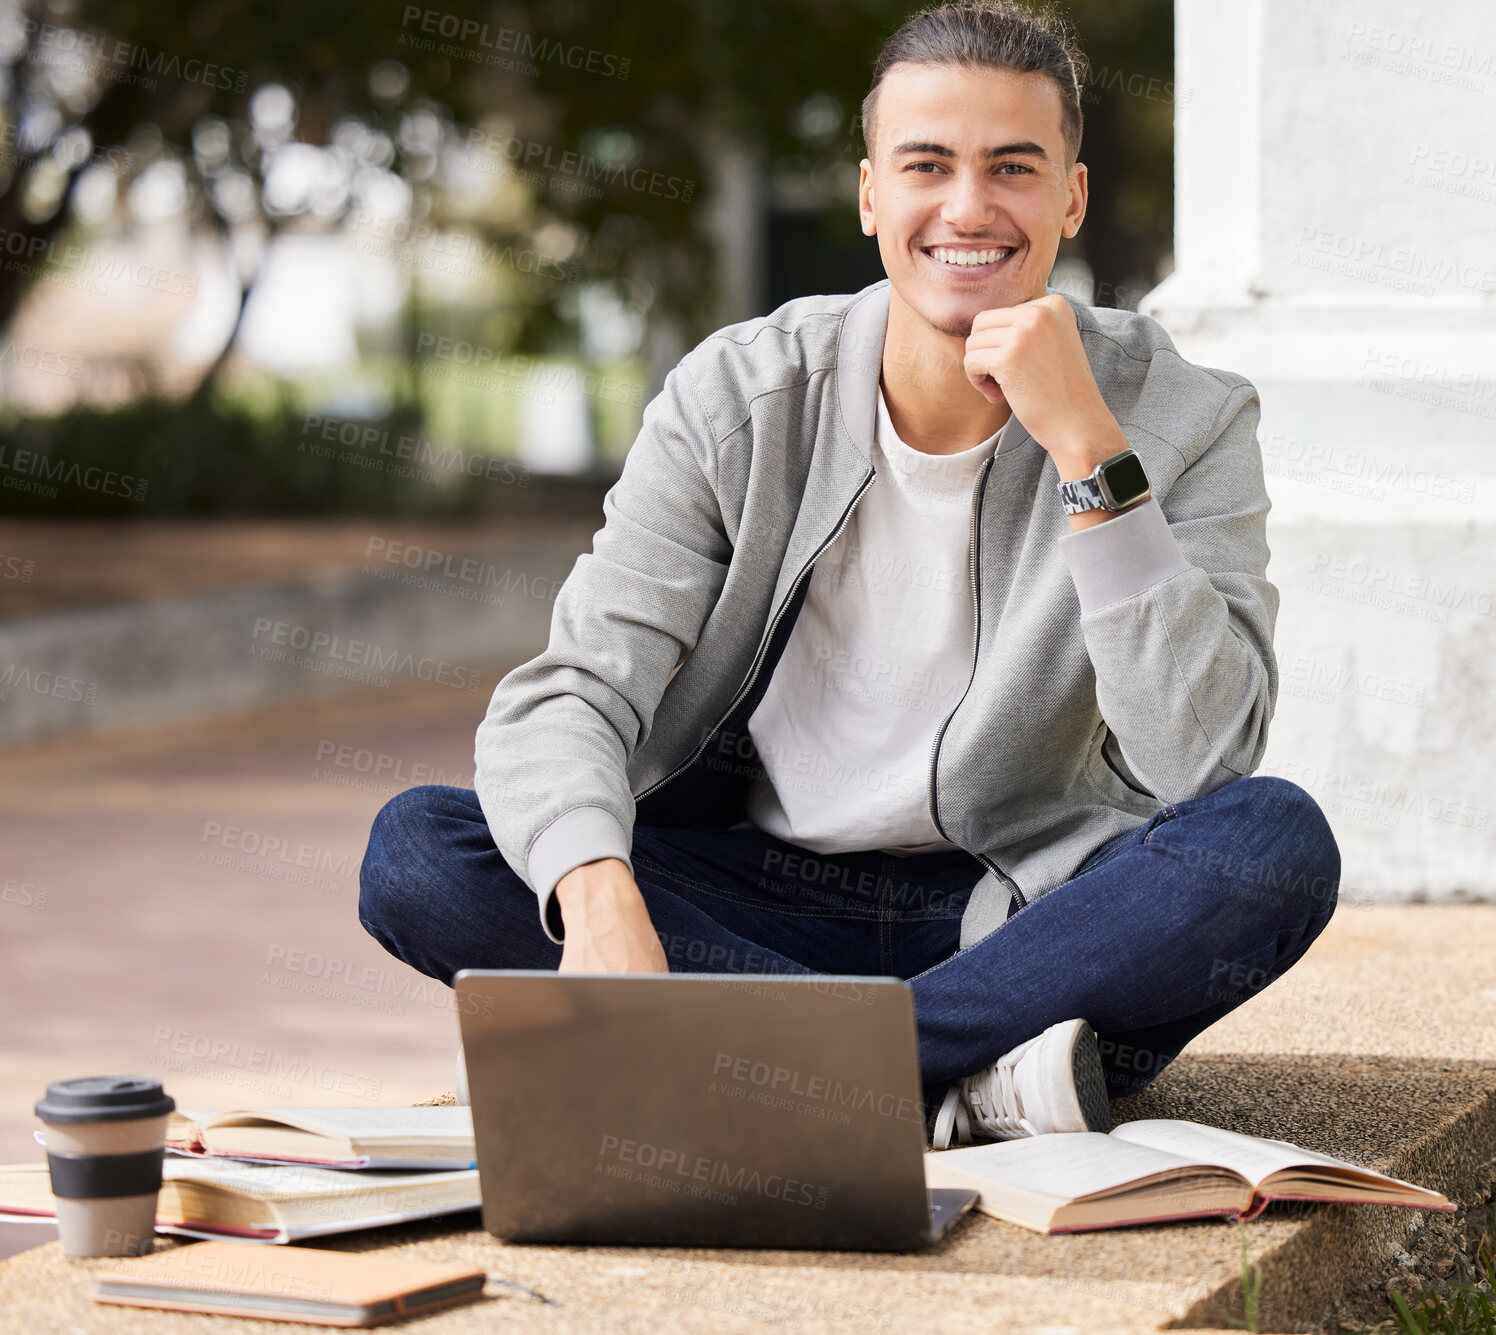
[453,971,978,1251]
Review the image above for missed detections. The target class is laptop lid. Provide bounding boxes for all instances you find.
[454,971,940,1250]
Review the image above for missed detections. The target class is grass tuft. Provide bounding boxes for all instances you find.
[1354,1205,1496,1335]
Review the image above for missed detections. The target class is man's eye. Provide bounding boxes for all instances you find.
[904,162,1033,175]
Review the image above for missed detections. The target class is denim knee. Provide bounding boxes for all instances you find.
[1235,774,1341,928]
[358,784,450,935]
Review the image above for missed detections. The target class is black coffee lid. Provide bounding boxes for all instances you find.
[34,1076,175,1124]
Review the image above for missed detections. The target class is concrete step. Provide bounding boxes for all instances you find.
[6,1044,1495,1332]
[0,519,597,747]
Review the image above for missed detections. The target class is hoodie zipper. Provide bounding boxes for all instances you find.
[633,469,878,804]
[926,452,1026,910]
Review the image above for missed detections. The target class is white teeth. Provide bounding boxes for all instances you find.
[929,247,1012,267]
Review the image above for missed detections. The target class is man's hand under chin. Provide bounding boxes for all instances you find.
[961,293,1126,464]
[554,858,670,973]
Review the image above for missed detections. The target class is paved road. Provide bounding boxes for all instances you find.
[0,674,504,1258]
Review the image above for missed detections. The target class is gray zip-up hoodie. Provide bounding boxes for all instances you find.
[474,277,1278,947]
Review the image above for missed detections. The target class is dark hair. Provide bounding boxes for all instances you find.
[861,1,1088,170]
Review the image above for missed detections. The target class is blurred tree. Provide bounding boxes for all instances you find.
[0,0,1171,400]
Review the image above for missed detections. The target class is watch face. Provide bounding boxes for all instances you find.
[1100,452,1149,507]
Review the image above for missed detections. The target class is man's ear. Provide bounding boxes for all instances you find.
[858,158,876,236]
[1061,161,1088,239]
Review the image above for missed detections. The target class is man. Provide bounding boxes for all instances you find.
[359,0,1340,1147]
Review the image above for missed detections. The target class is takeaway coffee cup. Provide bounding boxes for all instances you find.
[34,1076,175,1258]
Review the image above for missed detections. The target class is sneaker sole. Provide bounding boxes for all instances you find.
[1069,1021,1110,1132]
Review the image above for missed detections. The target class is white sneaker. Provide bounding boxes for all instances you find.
[455,1043,469,1107]
[930,1018,1109,1149]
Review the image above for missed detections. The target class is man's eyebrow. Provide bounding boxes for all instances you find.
[891,139,1049,161]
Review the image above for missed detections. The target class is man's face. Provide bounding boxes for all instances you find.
[858,62,1087,341]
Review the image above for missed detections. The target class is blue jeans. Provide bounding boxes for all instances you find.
[359,774,1340,1103]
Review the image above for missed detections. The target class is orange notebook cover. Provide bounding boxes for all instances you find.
[91,1241,487,1327]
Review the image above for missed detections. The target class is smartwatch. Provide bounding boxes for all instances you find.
[1056,446,1152,515]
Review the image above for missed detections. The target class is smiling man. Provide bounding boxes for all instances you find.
[359,1,1341,1147]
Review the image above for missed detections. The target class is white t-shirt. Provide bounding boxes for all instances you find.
[743,386,1012,853]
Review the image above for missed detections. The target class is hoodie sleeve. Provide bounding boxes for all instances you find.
[473,355,732,942]
[1055,379,1280,804]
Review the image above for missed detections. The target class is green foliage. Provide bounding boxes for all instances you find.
[6,0,1174,347]
[1353,1206,1496,1335]
[0,395,608,518]
[0,0,1174,516]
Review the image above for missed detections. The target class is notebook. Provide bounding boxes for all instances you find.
[922,1118,1453,1234]
[0,1157,480,1243]
[91,1241,486,1327]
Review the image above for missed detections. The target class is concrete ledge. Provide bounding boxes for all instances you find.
[0,533,587,747]
[7,1052,1490,1333]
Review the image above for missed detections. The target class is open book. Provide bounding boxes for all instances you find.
[0,1157,480,1244]
[923,1119,1454,1234]
[158,1106,476,1170]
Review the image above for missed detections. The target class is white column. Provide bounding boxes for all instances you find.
[1141,0,1496,900]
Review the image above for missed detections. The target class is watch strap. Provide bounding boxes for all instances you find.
[1057,475,1108,514]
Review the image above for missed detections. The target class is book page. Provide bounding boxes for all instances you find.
[1111,1120,1400,1188]
[165,1109,213,1151]
[928,1131,1203,1199]
[205,1107,473,1146]
[159,1157,476,1200]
